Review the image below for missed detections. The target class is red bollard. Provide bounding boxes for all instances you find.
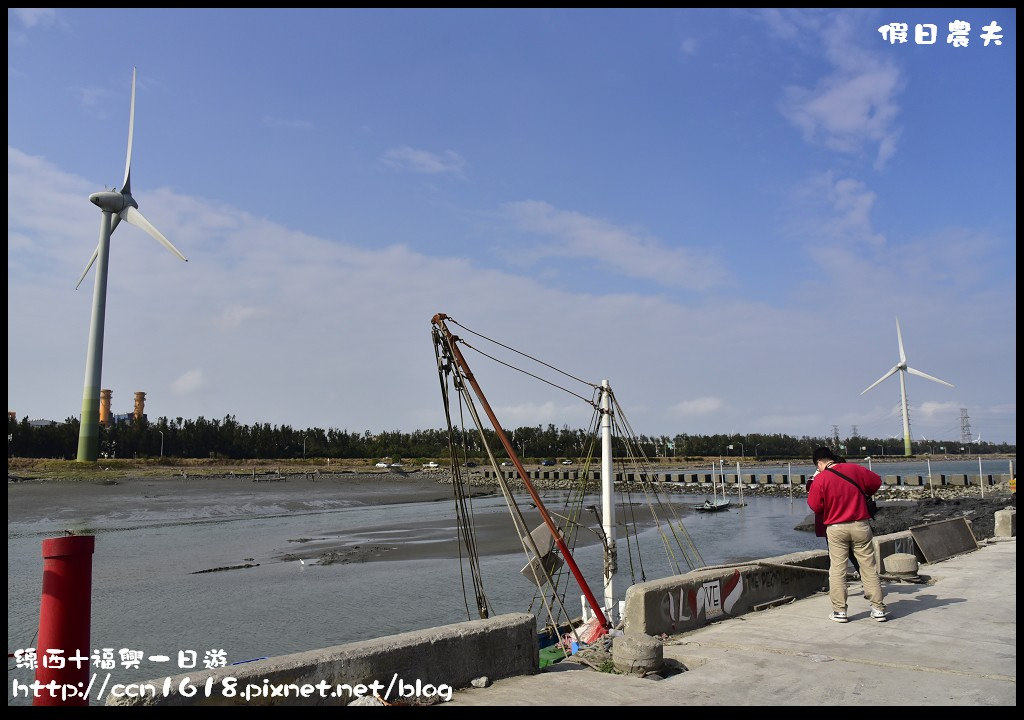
[34,535,95,706]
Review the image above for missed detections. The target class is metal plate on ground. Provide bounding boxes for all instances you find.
[909,517,979,564]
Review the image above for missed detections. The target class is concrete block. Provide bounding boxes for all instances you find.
[883,553,919,575]
[994,508,1016,537]
[883,474,900,486]
[612,633,663,675]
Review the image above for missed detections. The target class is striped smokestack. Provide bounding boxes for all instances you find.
[99,390,112,426]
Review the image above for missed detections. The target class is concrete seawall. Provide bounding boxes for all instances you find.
[622,549,830,637]
[620,530,924,637]
[107,613,537,706]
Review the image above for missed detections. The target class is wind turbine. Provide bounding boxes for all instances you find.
[861,317,954,458]
[75,68,187,462]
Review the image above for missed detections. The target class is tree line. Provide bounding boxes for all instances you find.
[8,415,1014,462]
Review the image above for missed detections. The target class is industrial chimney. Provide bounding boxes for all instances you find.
[99,390,112,426]
[133,392,146,421]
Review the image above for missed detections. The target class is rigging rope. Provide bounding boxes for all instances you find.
[435,323,583,639]
[449,317,598,390]
[432,314,708,634]
[458,338,598,408]
[433,328,490,619]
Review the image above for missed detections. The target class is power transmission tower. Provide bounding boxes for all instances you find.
[832,425,840,449]
[850,425,859,438]
[960,408,971,445]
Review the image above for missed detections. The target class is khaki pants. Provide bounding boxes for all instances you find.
[825,520,886,614]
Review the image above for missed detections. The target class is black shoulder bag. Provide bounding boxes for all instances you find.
[825,466,878,519]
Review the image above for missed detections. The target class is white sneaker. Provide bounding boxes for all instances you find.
[870,608,888,622]
[830,610,848,623]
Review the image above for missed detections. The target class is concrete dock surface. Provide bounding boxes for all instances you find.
[448,537,1015,706]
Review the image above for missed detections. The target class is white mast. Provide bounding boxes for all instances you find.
[600,380,616,618]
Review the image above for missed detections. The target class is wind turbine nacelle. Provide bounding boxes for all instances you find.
[89,191,136,214]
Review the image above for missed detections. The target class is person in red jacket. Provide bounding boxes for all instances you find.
[807,447,888,623]
[808,469,860,577]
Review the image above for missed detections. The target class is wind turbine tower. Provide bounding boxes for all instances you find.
[861,317,954,457]
[75,68,187,461]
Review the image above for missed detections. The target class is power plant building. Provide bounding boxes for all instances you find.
[100,390,148,425]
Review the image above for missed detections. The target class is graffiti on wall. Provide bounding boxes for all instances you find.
[660,570,744,627]
[657,564,805,631]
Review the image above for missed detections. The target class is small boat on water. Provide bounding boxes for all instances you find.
[693,463,731,511]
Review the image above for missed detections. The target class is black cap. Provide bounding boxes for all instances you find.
[812,447,839,464]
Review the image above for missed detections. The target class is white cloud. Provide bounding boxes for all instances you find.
[915,401,960,422]
[502,200,726,291]
[781,65,903,169]
[678,37,698,56]
[213,304,269,330]
[12,8,57,28]
[766,9,904,169]
[670,397,723,417]
[380,146,467,176]
[171,369,206,395]
[790,171,886,251]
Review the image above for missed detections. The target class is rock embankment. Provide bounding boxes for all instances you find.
[868,496,1014,540]
[439,471,1016,541]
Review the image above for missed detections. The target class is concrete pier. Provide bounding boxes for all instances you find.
[450,537,1017,707]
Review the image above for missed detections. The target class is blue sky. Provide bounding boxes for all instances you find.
[7,8,1017,446]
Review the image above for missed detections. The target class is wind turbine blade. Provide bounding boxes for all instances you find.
[861,365,900,394]
[122,206,187,262]
[895,316,906,364]
[75,245,100,289]
[906,366,955,388]
[122,67,136,195]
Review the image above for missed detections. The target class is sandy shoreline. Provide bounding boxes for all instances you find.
[7,471,597,568]
[7,470,456,519]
